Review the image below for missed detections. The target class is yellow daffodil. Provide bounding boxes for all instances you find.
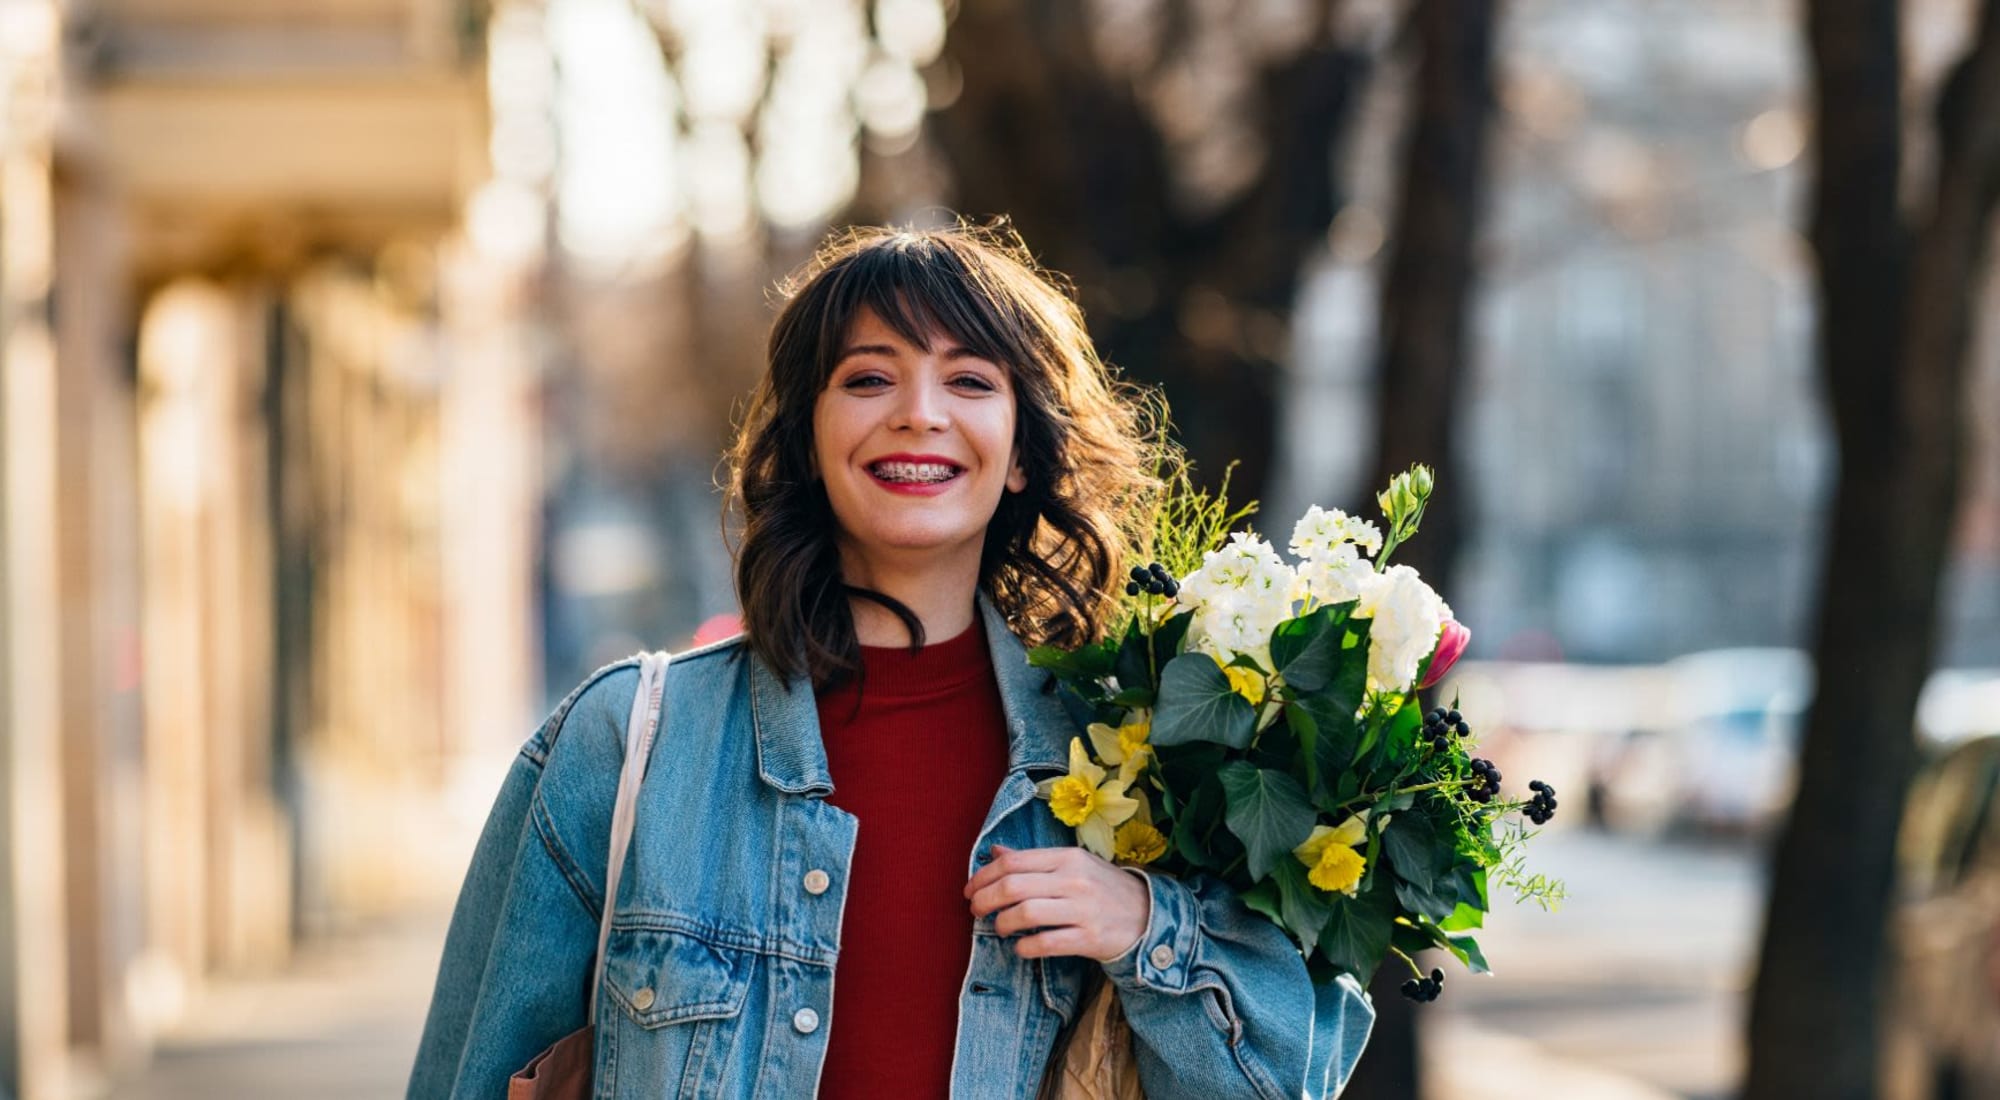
[1114,819,1169,864]
[1112,787,1168,865]
[1292,812,1371,896]
[1086,712,1153,785]
[1211,655,1268,707]
[1035,737,1141,859]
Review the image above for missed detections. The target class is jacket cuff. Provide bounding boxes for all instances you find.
[1098,865,1201,994]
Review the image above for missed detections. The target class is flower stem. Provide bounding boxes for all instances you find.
[1388,946,1425,978]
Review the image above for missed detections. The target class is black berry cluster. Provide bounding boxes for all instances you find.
[1401,967,1446,1003]
[1126,563,1181,599]
[1465,757,1501,803]
[1526,780,1558,825]
[1422,707,1469,753]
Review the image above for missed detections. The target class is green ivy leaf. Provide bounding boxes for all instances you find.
[1317,882,1395,980]
[1451,864,1489,909]
[1392,867,1458,922]
[1152,653,1256,748]
[1116,621,1154,696]
[1450,934,1492,975]
[1439,902,1483,932]
[1287,706,1322,794]
[1380,814,1436,894]
[1239,879,1283,926]
[1150,610,1194,667]
[1270,606,1344,692]
[1218,762,1317,880]
[1271,857,1336,957]
[1168,778,1223,869]
[1108,687,1156,708]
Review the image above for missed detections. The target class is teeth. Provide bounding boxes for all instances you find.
[872,461,960,483]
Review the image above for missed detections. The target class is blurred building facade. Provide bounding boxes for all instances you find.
[0,2,543,1096]
[1274,0,2000,668]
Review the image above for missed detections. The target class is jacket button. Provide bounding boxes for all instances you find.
[792,1007,821,1034]
[803,869,830,895]
[631,987,655,1011]
[1149,944,1176,970]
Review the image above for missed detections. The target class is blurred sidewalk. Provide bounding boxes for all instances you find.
[103,913,447,1100]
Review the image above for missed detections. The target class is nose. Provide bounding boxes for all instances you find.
[888,371,950,433]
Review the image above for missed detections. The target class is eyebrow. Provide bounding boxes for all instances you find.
[835,343,995,365]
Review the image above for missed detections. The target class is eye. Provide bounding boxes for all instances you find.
[951,373,999,393]
[840,373,889,391]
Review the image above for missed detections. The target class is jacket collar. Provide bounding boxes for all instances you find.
[746,590,1074,796]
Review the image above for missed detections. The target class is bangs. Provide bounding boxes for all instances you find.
[811,235,1031,379]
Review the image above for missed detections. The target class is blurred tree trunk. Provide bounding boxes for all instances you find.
[1745,1,2000,1097]
[1346,0,1497,1096]
[930,0,1368,504]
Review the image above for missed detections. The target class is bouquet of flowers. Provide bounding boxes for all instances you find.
[1031,464,1561,1001]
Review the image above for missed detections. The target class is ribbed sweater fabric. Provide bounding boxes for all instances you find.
[814,619,1013,1096]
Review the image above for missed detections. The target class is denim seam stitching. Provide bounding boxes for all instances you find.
[531,654,647,762]
[609,913,836,967]
[532,786,603,921]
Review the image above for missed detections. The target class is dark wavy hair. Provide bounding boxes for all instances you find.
[725,220,1161,690]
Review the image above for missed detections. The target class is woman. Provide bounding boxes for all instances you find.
[406,223,1375,1099]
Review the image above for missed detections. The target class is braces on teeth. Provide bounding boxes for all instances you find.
[872,462,960,483]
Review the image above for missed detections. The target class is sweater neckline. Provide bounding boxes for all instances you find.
[847,618,990,697]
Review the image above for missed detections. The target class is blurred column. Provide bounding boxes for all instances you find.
[0,5,70,1097]
[50,93,147,1085]
[134,276,293,1002]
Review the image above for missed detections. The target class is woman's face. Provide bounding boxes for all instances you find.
[812,305,1029,579]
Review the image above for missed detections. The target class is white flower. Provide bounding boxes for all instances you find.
[1289,506,1382,563]
[1352,564,1452,693]
[1291,544,1373,608]
[1177,531,1295,667]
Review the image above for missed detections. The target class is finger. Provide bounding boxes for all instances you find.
[1011,925,1094,960]
[968,869,1082,918]
[963,844,1077,897]
[992,895,1087,938]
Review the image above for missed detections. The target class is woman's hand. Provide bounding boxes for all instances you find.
[963,843,1150,962]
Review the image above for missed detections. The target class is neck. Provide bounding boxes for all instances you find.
[837,543,982,648]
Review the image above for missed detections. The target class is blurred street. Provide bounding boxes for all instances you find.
[95,827,1761,1100]
[103,917,444,1100]
[1433,828,1764,1100]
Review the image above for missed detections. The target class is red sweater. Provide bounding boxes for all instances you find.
[814,620,1012,1097]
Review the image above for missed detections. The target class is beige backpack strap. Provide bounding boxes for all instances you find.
[587,650,671,1026]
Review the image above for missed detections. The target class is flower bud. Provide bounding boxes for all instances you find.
[1418,619,1470,689]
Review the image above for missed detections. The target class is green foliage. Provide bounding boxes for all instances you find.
[1027,462,1563,994]
[1150,653,1256,748]
[1141,458,1258,583]
[1218,762,1316,880]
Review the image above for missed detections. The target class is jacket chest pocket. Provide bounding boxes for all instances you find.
[597,925,756,1098]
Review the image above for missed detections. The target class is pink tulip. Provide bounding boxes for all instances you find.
[1418,619,1470,689]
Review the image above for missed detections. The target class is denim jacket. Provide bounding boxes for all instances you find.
[408,594,1374,1099]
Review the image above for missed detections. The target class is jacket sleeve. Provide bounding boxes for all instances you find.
[406,665,636,1099]
[1099,867,1376,1099]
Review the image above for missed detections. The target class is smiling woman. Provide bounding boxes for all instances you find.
[408,220,1376,1100]
[731,224,1157,687]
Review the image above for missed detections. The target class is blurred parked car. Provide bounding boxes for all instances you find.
[1886,733,2000,1100]
[1659,647,1813,834]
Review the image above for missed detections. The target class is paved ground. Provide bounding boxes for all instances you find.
[103,915,444,1100]
[1429,826,1767,1100]
[100,828,1761,1099]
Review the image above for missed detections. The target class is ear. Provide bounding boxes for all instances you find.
[1006,442,1028,494]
